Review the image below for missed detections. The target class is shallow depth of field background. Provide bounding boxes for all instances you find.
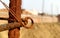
[0,0,60,38]
[0,9,60,38]
[0,20,60,38]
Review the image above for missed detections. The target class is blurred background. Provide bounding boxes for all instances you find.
[0,0,60,38]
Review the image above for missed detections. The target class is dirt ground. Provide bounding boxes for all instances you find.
[0,20,60,38]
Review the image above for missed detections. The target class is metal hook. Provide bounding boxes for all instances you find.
[22,17,34,29]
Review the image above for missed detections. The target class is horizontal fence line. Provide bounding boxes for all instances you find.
[0,17,8,20]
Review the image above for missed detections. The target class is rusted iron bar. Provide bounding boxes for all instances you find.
[8,0,22,38]
[0,17,34,32]
[0,0,34,38]
[0,0,21,22]
[0,22,20,32]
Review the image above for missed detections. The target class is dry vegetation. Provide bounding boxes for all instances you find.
[0,22,60,38]
[20,23,60,38]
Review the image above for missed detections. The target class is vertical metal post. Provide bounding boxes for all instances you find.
[8,0,21,38]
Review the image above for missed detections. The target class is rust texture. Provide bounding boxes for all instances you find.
[0,0,34,38]
[0,22,20,32]
[0,17,34,32]
[8,0,22,38]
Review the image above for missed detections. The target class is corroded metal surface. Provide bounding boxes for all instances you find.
[0,0,34,38]
[0,17,34,32]
[0,22,20,32]
[8,0,22,38]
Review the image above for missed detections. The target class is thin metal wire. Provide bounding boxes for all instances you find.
[0,0,22,22]
[0,0,34,31]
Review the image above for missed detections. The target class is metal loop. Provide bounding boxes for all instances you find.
[22,17,34,29]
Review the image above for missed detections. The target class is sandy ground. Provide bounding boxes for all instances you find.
[0,20,60,38]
